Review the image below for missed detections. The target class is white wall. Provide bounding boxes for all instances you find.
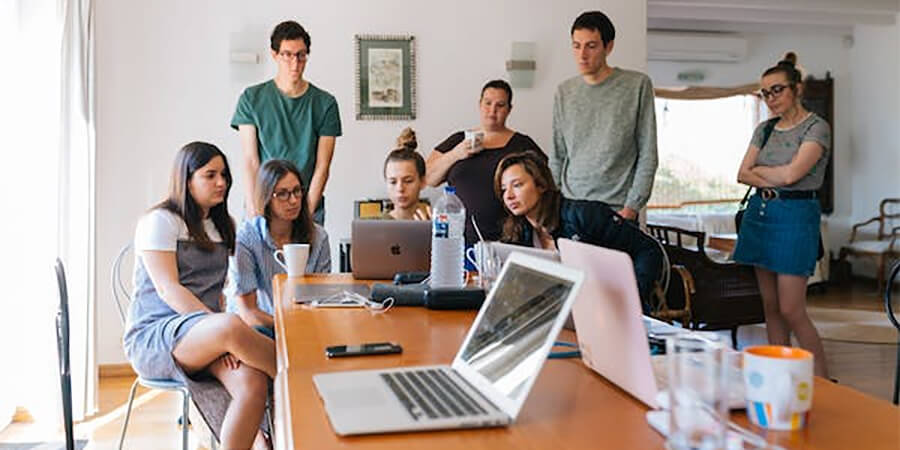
[849,22,900,222]
[846,20,900,276]
[95,1,648,364]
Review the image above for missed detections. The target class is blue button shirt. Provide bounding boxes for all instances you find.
[227,216,331,315]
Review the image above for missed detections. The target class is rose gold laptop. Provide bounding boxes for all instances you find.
[558,239,661,407]
[558,239,746,410]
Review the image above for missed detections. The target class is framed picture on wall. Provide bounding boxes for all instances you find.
[354,34,416,120]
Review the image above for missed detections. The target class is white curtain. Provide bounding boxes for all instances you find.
[0,0,96,428]
[58,0,97,421]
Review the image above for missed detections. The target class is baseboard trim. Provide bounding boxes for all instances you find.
[99,363,136,378]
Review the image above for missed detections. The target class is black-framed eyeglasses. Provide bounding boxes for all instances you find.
[278,51,309,62]
[760,84,789,100]
[272,187,303,201]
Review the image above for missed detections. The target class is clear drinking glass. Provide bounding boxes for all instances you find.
[666,333,729,450]
[477,244,502,291]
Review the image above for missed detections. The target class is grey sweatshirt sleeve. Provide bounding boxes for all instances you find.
[624,76,659,211]
[550,88,566,188]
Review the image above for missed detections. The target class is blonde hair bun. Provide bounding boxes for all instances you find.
[396,127,417,151]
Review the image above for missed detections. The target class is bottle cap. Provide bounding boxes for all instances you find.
[444,186,456,194]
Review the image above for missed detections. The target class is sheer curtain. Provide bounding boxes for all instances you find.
[58,0,97,421]
[0,0,96,429]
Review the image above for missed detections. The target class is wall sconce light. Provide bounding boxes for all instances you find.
[506,42,536,88]
[230,51,260,64]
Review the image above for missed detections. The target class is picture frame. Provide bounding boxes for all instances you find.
[355,34,416,120]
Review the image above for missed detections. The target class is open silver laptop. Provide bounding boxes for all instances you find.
[558,239,744,410]
[351,219,430,279]
[313,252,584,435]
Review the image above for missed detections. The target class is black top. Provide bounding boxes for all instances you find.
[435,131,545,245]
[506,197,663,312]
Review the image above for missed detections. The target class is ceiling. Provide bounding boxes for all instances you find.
[648,0,899,34]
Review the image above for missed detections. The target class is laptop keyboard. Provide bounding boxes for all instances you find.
[380,369,489,421]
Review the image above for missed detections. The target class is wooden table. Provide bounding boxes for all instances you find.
[708,233,738,254]
[273,274,900,449]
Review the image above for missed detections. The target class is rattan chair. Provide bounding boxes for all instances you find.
[646,224,765,345]
[840,198,900,292]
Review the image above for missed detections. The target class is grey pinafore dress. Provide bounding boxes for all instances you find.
[123,233,267,439]
[123,239,227,381]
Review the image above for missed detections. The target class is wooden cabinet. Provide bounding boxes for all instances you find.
[802,76,835,214]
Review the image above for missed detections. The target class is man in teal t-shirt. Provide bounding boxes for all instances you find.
[232,20,342,225]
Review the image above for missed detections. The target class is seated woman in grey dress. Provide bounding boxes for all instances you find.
[228,159,331,337]
[124,142,274,449]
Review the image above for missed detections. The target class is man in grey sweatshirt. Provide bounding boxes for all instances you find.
[552,11,658,221]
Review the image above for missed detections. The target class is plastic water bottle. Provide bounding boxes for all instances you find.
[430,186,466,287]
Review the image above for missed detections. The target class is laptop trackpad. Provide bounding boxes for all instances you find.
[327,386,390,409]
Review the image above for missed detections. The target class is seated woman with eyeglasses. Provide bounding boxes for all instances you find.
[734,52,830,377]
[382,128,431,220]
[494,151,664,313]
[228,159,331,337]
[125,142,273,449]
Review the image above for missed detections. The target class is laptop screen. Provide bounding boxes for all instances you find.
[458,261,575,401]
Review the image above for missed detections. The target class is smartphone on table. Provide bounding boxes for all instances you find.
[325,342,403,358]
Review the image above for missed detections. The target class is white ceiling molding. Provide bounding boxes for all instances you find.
[649,0,898,33]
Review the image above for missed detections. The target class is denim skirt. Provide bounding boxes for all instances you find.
[733,194,820,276]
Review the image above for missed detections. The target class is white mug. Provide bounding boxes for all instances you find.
[464,129,484,152]
[743,345,814,430]
[273,243,310,278]
[465,242,486,272]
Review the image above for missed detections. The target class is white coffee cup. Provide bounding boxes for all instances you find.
[743,345,814,430]
[464,130,484,152]
[273,243,310,278]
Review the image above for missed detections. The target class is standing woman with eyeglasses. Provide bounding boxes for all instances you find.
[734,52,831,377]
[228,159,331,337]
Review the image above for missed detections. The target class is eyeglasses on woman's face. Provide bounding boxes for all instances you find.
[760,83,790,100]
[272,186,303,201]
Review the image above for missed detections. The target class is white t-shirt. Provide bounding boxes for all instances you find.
[134,209,223,252]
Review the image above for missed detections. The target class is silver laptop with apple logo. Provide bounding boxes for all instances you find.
[314,252,585,435]
[351,219,431,279]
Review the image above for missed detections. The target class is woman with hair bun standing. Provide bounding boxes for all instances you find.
[734,52,831,377]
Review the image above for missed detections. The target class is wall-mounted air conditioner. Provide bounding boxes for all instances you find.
[648,31,747,63]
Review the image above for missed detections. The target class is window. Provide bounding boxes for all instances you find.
[649,95,767,213]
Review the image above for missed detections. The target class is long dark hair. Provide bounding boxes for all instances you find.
[156,141,235,253]
[255,159,314,244]
[493,151,561,242]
